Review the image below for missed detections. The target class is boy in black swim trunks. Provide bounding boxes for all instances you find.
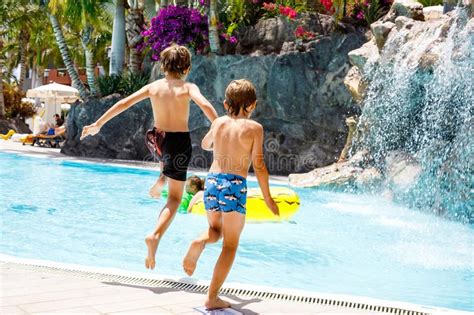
[80,45,218,270]
[182,79,279,310]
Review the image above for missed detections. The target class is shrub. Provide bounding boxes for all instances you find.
[3,82,35,119]
[262,2,298,19]
[119,70,151,96]
[349,0,392,25]
[97,70,151,98]
[215,0,261,47]
[417,0,443,6]
[141,6,209,61]
[97,74,122,97]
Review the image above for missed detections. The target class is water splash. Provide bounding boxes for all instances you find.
[356,9,473,222]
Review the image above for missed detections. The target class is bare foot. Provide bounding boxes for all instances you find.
[183,240,205,276]
[145,234,159,270]
[205,296,231,310]
[149,176,165,199]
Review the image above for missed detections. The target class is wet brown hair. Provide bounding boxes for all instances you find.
[160,45,191,77]
[224,79,257,116]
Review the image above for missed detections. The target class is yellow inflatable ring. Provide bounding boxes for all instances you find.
[190,187,300,222]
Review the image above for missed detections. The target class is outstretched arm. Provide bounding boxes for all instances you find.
[80,84,150,140]
[188,83,218,123]
[251,125,279,216]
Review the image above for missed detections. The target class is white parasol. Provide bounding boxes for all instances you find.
[26,82,80,124]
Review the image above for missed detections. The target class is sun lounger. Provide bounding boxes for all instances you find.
[30,128,66,148]
[30,133,65,148]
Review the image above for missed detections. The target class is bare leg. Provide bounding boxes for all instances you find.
[183,211,222,276]
[149,165,167,199]
[205,212,245,310]
[145,177,184,269]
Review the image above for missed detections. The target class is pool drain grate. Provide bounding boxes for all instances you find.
[1,261,431,315]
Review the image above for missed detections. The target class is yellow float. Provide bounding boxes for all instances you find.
[190,187,300,222]
[0,129,15,140]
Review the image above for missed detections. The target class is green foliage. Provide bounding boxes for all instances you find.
[97,69,151,97]
[363,0,389,24]
[97,74,122,97]
[348,0,392,25]
[276,0,311,12]
[219,0,260,36]
[3,82,36,119]
[118,70,150,96]
[417,0,443,6]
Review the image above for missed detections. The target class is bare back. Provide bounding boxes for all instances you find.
[208,116,261,178]
[148,78,191,132]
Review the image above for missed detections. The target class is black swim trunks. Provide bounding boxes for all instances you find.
[145,128,192,182]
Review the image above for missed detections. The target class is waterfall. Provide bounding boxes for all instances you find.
[356,8,473,222]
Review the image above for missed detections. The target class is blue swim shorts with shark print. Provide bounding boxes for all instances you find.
[204,173,247,215]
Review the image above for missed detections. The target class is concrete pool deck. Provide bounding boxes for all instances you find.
[2,258,462,315]
[1,260,375,315]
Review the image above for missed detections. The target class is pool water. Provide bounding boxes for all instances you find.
[0,152,473,311]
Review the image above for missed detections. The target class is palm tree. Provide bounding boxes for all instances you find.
[0,2,9,116]
[110,0,126,75]
[18,30,30,90]
[0,1,42,92]
[126,0,145,73]
[143,0,156,19]
[27,13,63,88]
[208,0,220,53]
[0,58,4,117]
[47,10,90,100]
[50,0,111,96]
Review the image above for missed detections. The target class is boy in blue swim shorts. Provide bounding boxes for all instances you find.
[203,173,247,214]
[182,79,279,310]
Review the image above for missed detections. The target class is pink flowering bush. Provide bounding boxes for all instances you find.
[221,33,238,45]
[262,2,298,19]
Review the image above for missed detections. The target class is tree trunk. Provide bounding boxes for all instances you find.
[208,0,220,54]
[110,0,126,75]
[144,0,156,19]
[18,29,30,91]
[48,13,90,100]
[126,8,145,73]
[81,25,98,96]
[0,62,5,117]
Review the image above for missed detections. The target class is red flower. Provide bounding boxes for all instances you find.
[263,2,276,11]
[295,26,317,40]
[295,26,305,37]
[279,5,297,19]
[321,0,333,12]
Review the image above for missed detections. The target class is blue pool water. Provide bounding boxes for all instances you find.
[0,152,473,311]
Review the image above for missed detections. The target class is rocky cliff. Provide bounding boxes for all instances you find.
[62,16,367,175]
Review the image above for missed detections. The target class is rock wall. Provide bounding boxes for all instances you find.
[62,22,366,175]
[0,117,32,134]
